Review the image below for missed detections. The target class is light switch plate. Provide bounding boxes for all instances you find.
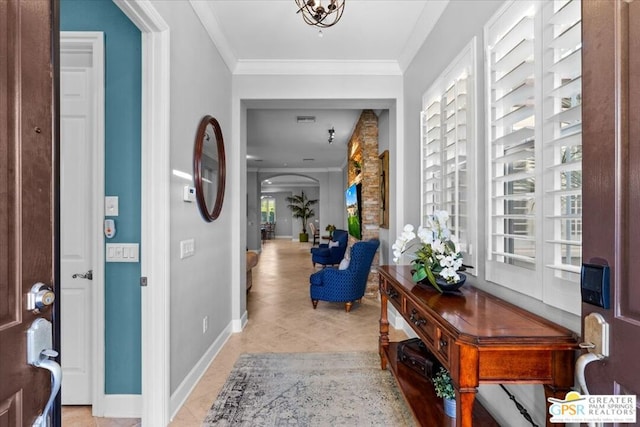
[105,196,119,216]
[180,239,195,259]
[106,243,139,262]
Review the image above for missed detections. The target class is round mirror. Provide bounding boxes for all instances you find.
[193,115,226,222]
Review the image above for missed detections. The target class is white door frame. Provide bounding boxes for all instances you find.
[112,1,171,425]
[60,31,105,411]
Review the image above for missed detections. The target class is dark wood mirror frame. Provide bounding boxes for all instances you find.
[193,115,226,222]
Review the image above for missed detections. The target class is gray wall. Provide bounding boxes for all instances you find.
[402,1,580,425]
[259,170,345,238]
[246,171,261,250]
[377,110,390,264]
[150,1,233,395]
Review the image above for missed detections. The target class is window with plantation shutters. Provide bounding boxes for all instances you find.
[421,39,477,271]
[485,0,581,313]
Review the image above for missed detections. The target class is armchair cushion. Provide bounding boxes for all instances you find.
[312,247,331,257]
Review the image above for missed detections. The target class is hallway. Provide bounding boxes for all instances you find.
[63,239,406,426]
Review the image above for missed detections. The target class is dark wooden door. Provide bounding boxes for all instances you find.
[582,0,640,403]
[0,0,59,425]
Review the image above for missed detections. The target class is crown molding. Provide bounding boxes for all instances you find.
[249,167,343,174]
[234,59,402,76]
[190,1,448,76]
[189,0,238,73]
[398,0,449,72]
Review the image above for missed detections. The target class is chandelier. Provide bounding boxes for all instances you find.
[295,0,345,28]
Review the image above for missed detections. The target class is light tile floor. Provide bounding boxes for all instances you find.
[62,239,406,426]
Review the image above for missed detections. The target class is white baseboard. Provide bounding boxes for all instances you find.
[231,310,248,333]
[102,394,142,418]
[169,322,233,420]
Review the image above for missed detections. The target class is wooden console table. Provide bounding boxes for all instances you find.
[379,265,579,427]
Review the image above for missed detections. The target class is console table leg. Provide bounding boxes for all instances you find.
[458,391,476,427]
[379,283,389,370]
[543,349,574,427]
[543,384,571,427]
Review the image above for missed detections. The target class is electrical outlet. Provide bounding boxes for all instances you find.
[202,316,208,334]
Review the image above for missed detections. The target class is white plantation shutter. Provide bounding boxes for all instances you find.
[420,39,477,270]
[443,78,468,245]
[485,0,581,313]
[421,100,442,218]
[487,0,536,281]
[541,0,582,313]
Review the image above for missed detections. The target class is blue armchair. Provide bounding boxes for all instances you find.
[310,239,380,312]
[310,229,348,267]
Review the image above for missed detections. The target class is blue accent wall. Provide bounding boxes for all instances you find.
[61,0,142,394]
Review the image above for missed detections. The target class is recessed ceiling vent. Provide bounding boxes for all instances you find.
[296,116,316,123]
[303,158,315,162]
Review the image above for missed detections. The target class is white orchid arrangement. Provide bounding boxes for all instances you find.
[392,210,463,292]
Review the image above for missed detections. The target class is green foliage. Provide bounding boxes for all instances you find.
[347,215,361,240]
[285,191,318,234]
[432,367,455,400]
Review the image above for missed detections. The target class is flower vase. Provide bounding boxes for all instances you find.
[433,273,467,293]
[415,272,467,293]
[443,397,456,418]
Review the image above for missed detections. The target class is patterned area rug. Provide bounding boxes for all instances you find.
[203,352,415,426]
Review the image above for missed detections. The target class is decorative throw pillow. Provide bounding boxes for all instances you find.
[329,240,340,248]
[338,258,350,270]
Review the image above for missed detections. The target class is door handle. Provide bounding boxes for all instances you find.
[27,318,62,427]
[72,269,93,280]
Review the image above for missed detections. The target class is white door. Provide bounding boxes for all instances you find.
[60,47,98,405]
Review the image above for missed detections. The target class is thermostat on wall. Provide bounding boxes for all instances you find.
[183,186,196,202]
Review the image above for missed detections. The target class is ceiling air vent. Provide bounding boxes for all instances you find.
[303,158,315,162]
[296,116,316,123]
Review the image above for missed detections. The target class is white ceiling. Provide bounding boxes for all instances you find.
[190,0,449,180]
[247,108,362,169]
[191,0,448,72]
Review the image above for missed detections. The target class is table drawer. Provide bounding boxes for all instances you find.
[435,327,452,365]
[405,301,436,348]
[382,280,403,309]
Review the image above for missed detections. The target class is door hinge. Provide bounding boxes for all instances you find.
[140,276,148,287]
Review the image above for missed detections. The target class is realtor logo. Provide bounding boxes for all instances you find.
[548,391,636,423]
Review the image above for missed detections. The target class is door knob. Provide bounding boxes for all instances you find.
[72,269,93,280]
[26,283,55,314]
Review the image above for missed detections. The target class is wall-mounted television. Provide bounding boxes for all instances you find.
[345,182,362,240]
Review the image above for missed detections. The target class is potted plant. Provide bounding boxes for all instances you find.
[285,191,318,243]
[325,224,336,238]
[432,367,456,418]
[391,210,466,293]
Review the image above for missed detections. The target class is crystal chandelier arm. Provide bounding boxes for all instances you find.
[295,0,315,15]
[294,0,345,29]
